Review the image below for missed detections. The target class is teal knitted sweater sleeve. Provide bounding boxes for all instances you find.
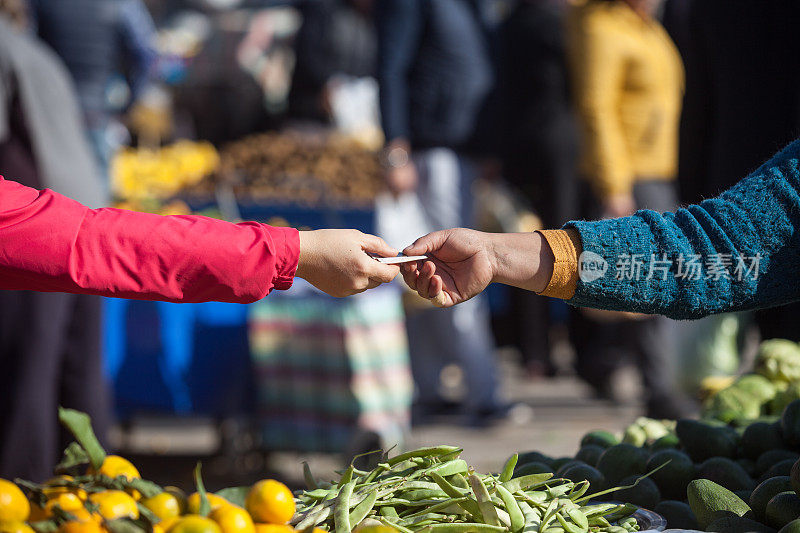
[565,139,800,319]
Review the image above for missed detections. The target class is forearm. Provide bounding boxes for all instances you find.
[0,180,299,302]
[561,140,800,319]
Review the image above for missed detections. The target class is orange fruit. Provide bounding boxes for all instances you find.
[58,521,103,533]
[253,525,295,533]
[168,515,222,533]
[187,493,229,515]
[29,502,48,522]
[88,490,138,521]
[142,492,182,521]
[209,505,255,533]
[87,456,140,481]
[46,493,84,514]
[0,521,35,533]
[87,456,141,500]
[165,487,188,515]
[43,476,87,501]
[0,479,30,522]
[245,481,294,525]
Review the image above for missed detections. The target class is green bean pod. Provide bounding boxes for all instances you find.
[387,446,462,466]
[555,512,588,533]
[566,508,588,531]
[499,454,518,483]
[303,462,318,490]
[430,472,482,521]
[495,485,524,533]
[418,523,506,533]
[338,466,354,488]
[334,481,355,533]
[430,460,469,478]
[500,473,553,493]
[348,490,378,527]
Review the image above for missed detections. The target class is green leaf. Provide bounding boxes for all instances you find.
[14,478,47,507]
[55,442,90,474]
[217,486,250,509]
[58,407,106,470]
[194,463,211,517]
[104,519,148,533]
[124,478,163,499]
[28,521,59,533]
[136,502,161,526]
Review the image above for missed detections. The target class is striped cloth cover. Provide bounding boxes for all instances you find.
[249,281,413,453]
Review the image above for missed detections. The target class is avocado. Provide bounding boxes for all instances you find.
[653,500,699,530]
[646,449,695,501]
[779,519,800,533]
[596,444,648,486]
[739,458,759,478]
[580,430,619,449]
[766,491,800,529]
[549,457,574,472]
[791,459,800,497]
[771,384,800,416]
[555,460,583,478]
[517,451,553,467]
[699,457,756,491]
[782,400,800,447]
[561,463,605,492]
[575,445,604,467]
[676,419,738,462]
[687,478,752,529]
[650,433,680,451]
[762,459,799,483]
[613,475,660,510]
[513,461,552,477]
[743,422,787,460]
[706,514,777,533]
[751,476,793,521]
[757,450,800,476]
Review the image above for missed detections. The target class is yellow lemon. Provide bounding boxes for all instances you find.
[209,505,255,533]
[58,521,104,533]
[0,521,35,533]
[87,456,142,500]
[187,493,229,515]
[142,492,182,521]
[253,525,295,533]
[245,481,295,525]
[0,479,30,522]
[164,487,188,515]
[46,492,84,515]
[168,515,222,533]
[44,476,87,501]
[88,490,139,521]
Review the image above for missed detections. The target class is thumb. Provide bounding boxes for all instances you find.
[361,233,398,258]
[367,262,401,284]
[404,230,451,256]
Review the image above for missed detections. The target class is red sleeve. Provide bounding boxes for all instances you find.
[0,176,300,303]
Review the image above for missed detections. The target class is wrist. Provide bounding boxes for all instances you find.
[491,232,554,293]
[295,230,317,281]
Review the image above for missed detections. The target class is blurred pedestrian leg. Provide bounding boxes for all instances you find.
[0,292,110,481]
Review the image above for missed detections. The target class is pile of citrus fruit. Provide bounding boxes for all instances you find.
[0,408,300,533]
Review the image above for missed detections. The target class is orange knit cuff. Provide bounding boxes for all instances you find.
[536,229,582,300]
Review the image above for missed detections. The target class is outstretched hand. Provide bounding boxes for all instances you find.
[401,228,496,307]
[296,229,400,297]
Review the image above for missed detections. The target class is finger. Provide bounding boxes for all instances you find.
[416,261,435,300]
[403,230,451,256]
[365,262,400,284]
[428,275,443,299]
[430,290,449,308]
[402,267,419,291]
[361,233,398,258]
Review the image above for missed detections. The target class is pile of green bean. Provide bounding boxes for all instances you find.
[291,446,641,533]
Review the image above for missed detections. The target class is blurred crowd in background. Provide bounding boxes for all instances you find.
[2,0,800,483]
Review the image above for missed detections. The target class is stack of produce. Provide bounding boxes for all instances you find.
[111,141,220,201]
[293,447,647,533]
[514,396,800,532]
[217,133,382,206]
[4,408,299,533]
[703,339,800,424]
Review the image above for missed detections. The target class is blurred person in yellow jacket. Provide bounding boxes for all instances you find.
[565,0,694,418]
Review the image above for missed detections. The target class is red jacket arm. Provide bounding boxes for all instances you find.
[0,177,300,303]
